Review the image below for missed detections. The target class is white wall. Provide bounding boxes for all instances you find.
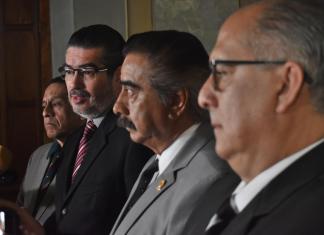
[50,0,126,76]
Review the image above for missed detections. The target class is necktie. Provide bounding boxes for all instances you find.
[33,142,62,215]
[123,159,159,216]
[71,120,97,182]
[205,197,237,235]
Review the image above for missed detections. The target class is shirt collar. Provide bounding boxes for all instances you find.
[90,116,105,128]
[232,138,324,212]
[47,140,62,160]
[156,123,200,175]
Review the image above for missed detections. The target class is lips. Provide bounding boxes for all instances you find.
[69,89,90,105]
[71,95,88,104]
[45,122,57,127]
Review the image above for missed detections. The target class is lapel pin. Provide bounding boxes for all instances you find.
[156,179,167,191]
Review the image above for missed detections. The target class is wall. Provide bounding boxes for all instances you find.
[50,0,259,73]
[50,0,126,76]
[152,0,238,52]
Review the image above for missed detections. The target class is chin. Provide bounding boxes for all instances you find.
[130,131,148,145]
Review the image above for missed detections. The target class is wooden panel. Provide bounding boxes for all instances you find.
[0,1,6,145]
[4,0,34,25]
[0,0,51,201]
[5,31,38,102]
[7,105,40,180]
[39,0,52,92]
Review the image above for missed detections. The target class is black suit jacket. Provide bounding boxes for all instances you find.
[208,141,324,235]
[55,111,153,235]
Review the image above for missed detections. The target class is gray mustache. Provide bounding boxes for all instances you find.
[70,89,90,98]
[117,117,136,130]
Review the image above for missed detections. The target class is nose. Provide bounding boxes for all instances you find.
[42,103,54,118]
[198,75,218,110]
[66,71,84,89]
[113,88,129,116]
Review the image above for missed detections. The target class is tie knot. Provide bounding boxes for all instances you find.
[83,120,97,138]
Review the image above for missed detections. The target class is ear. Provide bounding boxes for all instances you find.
[168,89,188,119]
[276,62,305,113]
[112,66,121,97]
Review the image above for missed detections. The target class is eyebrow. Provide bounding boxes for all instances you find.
[64,63,100,69]
[120,80,141,90]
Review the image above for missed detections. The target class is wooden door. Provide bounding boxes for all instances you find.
[0,0,51,200]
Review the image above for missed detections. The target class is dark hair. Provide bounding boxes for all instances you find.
[67,24,125,72]
[47,76,65,86]
[123,30,210,121]
[250,0,324,113]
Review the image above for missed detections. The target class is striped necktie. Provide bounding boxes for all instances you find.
[71,120,97,182]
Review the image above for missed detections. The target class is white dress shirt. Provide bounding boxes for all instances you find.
[155,123,200,176]
[92,116,105,128]
[232,138,324,213]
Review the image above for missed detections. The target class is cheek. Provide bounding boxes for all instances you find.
[129,101,149,129]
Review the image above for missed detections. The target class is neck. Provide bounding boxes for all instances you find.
[150,117,197,155]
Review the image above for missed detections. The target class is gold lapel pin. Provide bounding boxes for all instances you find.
[156,179,167,191]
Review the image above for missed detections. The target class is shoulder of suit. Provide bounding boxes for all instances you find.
[28,142,54,163]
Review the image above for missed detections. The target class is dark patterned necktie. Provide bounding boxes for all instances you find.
[33,142,62,215]
[71,120,97,182]
[205,197,237,235]
[123,159,159,217]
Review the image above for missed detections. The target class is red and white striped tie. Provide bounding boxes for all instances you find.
[71,120,97,182]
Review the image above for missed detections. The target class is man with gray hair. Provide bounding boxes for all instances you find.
[194,0,324,234]
[110,30,236,235]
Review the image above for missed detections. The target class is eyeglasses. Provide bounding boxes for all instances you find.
[210,60,312,84]
[210,59,286,73]
[58,65,109,82]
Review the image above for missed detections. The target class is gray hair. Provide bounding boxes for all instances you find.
[249,0,324,113]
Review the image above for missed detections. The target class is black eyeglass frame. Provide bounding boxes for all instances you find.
[209,59,312,84]
[58,65,109,81]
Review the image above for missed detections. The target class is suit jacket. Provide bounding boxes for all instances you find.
[17,142,58,225]
[209,141,324,235]
[183,173,240,235]
[110,122,235,235]
[56,111,153,235]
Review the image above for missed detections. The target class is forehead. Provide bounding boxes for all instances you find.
[65,46,104,66]
[210,4,262,60]
[43,83,67,99]
[121,53,151,84]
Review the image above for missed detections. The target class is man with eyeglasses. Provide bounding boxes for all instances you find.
[184,0,324,234]
[55,25,152,235]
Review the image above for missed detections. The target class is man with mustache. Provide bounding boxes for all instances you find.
[17,77,84,230]
[110,30,236,235]
[55,25,153,235]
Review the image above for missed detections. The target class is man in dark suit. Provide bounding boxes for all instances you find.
[17,77,84,228]
[55,25,152,235]
[196,0,324,234]
[110,30,235,235]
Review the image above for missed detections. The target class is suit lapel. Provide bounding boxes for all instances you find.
[118,170,175,235]
[62,112,116,206]
[29,145,52,213]
[34,178,56,221]
[112,122,214,234]
[223,142,324,235]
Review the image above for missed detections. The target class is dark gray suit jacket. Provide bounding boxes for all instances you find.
[17,142,58,225]
[110,122,235,235]
[186,141,324,235]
